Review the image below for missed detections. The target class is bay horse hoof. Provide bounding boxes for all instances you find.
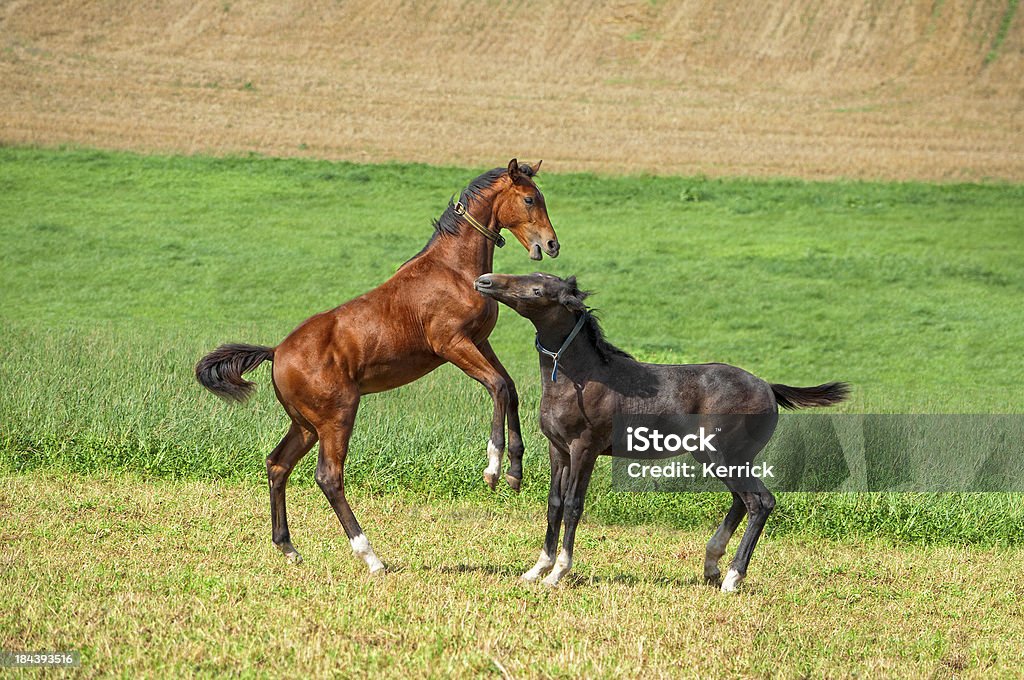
[720,568,744,593]
[505,473,522,493]
[483,470,500,490]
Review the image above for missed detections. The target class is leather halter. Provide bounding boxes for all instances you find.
[453,200,505,248]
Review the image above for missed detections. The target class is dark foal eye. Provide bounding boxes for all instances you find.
[524,196,535,206]
[533,287,542,296]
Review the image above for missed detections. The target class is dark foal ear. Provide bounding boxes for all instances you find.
[558,276,591,312]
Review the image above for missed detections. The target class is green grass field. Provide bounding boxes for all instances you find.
[2,146,1024,544]
[3,146,1024,676]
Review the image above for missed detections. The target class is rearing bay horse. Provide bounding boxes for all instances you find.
[196,159,558,573]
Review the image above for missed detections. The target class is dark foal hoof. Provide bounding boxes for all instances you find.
[483,471,499,490]
[504,473,522,493]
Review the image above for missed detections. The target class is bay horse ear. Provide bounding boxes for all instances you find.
[533,160,542,175]
[507,158,521,180]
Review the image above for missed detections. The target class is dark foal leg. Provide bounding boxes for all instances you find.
[521,444,569,581]
[542,450,598,586]
[478,341,525,492]
[313,392,385,574]
[721,478,776,592]
[266,421,318,563]
[703,492,746,583]
[440,338,510,491]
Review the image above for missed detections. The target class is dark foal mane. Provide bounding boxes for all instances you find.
[558,278,634,363]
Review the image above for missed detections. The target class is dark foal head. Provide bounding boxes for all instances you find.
[495,160,559,260]
[474,271,588,320]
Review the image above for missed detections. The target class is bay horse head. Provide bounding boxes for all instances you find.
[495,159,559,260]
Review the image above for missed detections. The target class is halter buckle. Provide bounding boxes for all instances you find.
[453,200,504,248]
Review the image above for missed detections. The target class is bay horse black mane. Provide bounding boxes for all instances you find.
[432,163,539,238]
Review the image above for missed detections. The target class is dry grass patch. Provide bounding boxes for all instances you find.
[2,473,1022,677]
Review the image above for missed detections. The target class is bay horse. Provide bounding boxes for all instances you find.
[474,272,849,592]
[196,160,558,573]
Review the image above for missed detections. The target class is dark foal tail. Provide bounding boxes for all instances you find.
[771,381,850,410]
[195,343,275,403]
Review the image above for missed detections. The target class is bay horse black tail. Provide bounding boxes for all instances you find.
[195,343,275,403]
[771,382,850,410]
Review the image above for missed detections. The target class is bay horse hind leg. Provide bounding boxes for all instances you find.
[479,341,525,492]
[313,394,386,574]
[720,476,776,593]
[703,492,747,584]
[266,421,318,563]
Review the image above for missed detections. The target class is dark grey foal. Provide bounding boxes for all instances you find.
[475,272,849,592]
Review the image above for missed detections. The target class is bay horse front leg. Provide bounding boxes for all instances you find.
[478,340,525,491]
[440,338,510,491]
[313,392,385,574]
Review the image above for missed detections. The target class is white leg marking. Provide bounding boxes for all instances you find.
[350,533,386,574]
[521,549,555,582]
[485,440,502,476]
[541,548,572,587]
[721,568,744,593]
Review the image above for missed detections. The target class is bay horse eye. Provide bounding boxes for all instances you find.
[524,196,535,206]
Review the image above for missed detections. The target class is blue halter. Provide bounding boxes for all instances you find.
[534,313,588,382]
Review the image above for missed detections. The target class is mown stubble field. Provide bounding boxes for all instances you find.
[1,0,1022,181]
